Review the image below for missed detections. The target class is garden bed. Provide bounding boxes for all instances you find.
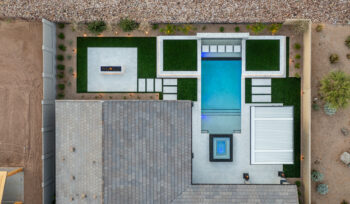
[246,39,280,71]
[163,40,197,71]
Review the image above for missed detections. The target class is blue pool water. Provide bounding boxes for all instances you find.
[201,60,241,133]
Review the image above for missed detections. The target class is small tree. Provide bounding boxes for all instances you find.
[320,71,350,110]
[311,170,324,182]
[317,184,328,195]
[268,23,282,35]
[160,24,177,35]
[118,18,139,32]
[87,21,107,34]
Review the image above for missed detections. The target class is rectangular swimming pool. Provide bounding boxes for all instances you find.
[201,60,241,133]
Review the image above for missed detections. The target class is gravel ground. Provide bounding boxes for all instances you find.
[0,0,349,24]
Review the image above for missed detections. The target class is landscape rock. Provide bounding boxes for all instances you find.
[340,152,350,165]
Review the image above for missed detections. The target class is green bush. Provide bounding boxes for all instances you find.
[56,54,64,61]
[219,26,224,32]
[202,26,207,31]
[329,54,339,63]
[311,170,324,182]
[312,102,320,111]
[320,71,350,109]
[347,54,350,59]
[341,200,349,204]
[179,24,194,34]
[58,84,65,90]
[234,26,240,32]
[152,24,159,30]
[295,54,301,59]
[324,103,337,115]
[57,72,64,79]
[58,33,65,39]
[294,43,301,50]
[160,24,177,35]
[345,36,350,48]
[246,23,266,34]
[268,23,282,35]
[316,24,323,32]
[58,23,65,29]
[295,180,301,187]
[57,64,65,70]
[57,93,65,99]
[295,63,300,69]
[317,184,328,195]
[58,44,66,51]
[295,73,301,78]
[87,21,107,34]
[118,18,139,32]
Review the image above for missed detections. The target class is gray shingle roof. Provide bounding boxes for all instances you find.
[56,100,298,204]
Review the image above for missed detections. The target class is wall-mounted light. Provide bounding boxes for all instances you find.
[83,33,87,37]
[243,173,249,181]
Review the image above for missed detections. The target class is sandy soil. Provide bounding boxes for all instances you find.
[0,20,43,203]
[57,23,302,99]
[311,24,350,204]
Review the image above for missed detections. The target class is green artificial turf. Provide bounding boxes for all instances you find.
[246,40,280,71]
[245,78,252,103]
[271,77,301,177]
[163,40,197,71]
[177,78,197,101]
[286,37,290,77]
[77,37,156,93]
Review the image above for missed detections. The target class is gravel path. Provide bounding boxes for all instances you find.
[1,0,349,24]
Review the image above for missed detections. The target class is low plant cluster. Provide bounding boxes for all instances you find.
[56,23,67,99]
[159,24,197,35]
[87,20,107,34]
[311,170,328,195]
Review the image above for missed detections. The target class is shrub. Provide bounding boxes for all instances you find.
[57,72,64,79]
[295,180,301,187]
[57,23,65,29]
[58,84,65,90]
[235,26,240,32]
[246,23,266,34]
[57,93,65,99]
[312,102,320,111]
[320,71,350,110]
[317,184,328,195]
[295,73,300,78]
[152,24,159,30]
[87,21,107,34]
[58,44,66,51]
[56,54,64,61]
[57,64,65,70]
[295,63,300,69]
[219,26,225,32]
[118,18,139,32]
[294,43,301,50]
[324,103,337,115]
[311,170,324,182]
[179,24,194,34]
[202,26,207,31]
[268,23,282,35]
[295,54,301,59]
[58,33,65,39]
[341,200,349,204]
[329,54,339,63]
[345,36,350,48]
[347,54,350,59]
[316,24,323,32]
[160,24,177,35]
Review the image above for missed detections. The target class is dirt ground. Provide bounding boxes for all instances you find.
[0,20,43,203]
[311,24,350,204]
[57,23,302,99]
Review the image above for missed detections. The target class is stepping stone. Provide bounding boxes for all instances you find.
[163,79,177,86]
[252,95,271,103]
[234,45,241,53]
[226,45,233,52]
[138,78,145,92]
[202,45,209,52]
[252,87,271,94]
[155,79,162,92]
[163,94,177,100]
[252,78,271,86]
[218,45,225,53]
[210,45,217,53]
[146,78,154,92]
[163,86,177,93]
